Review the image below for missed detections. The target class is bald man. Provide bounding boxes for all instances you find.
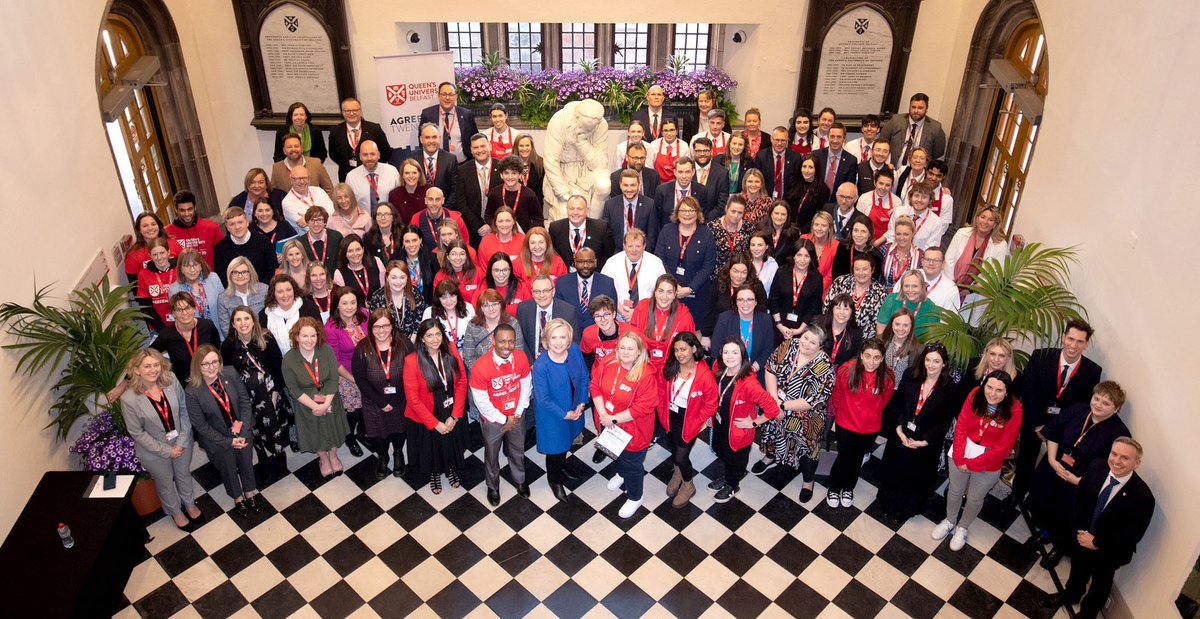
[630,84,668,143]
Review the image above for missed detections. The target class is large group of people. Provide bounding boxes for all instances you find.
[119,84,1152,618]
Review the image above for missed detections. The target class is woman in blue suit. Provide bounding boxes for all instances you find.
[532,318,590,502]
[654,196,717,331]
[120,348,201,530]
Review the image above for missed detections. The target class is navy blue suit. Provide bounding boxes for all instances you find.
[694,162,731,221]
[418,105,479,158]
[602,194,658,252]
[554,272,617,330]
[752,148,801,200]
[812,148,860,203]
[653,223,718,331]
[609,167,661,199]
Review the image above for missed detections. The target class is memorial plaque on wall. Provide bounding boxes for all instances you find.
[232,0,357,126]
[796,0,923,122]
[259,4,339,114]
[813,6,894,115]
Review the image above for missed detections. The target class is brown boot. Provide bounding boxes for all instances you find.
[666,466,683,497]
[672,480,696,508]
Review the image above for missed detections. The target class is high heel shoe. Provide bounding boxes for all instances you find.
[430,474,442,495]
[447,468,461,489]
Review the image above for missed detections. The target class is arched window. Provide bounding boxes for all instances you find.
[975,20,1048,234]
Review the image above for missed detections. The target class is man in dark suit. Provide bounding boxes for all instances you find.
[328,97,393,182]
[856,142,893,195]
[690,137,730,219]
[629,85,667,143]
[752,127,800,201]
[812,123,859,203]
[604,169,658,252]
[452,134,500,246]
[517,275,581,359]
[1013,319,1104,504]
[653,159,703,240]
[419,82,478,163]
[549,196,615,270]
[414,123,458,203]
[821,183,864,243]
[554,248,617,330]
[609,142,661,198]
[1046,438,1154,619]
[882,92,947,166]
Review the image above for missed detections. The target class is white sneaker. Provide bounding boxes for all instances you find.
[618,498,643,518]
[826,490,840,508]
[931,519,955,540]
[607,474,625,491]
[949,527,969,551]
[839,490,854,508]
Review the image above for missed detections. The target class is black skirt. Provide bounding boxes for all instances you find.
[407,382,466,476]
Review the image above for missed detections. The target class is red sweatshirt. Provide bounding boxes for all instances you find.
[468,350,532,423]
[951,388,1024,472]
[829,362,895,434]
[656,363,719,439]
[167,220,224,269]
[580,322,639,363]
[589,357,659,451]
[699,367,782,450]
[630,300,696,370]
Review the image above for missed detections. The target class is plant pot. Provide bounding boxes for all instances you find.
[131,478,161,516]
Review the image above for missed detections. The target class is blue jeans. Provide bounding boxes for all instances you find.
[615,448,648,501]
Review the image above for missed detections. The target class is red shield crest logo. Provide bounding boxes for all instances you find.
[386,84,408,106]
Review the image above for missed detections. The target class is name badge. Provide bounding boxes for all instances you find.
[504,401,516,410]
[443,397,454,408]
[349,158,358,167]
[165,430,179,442]
[652,349,664,359]
[618,383,633,392]
[1061,453,1076,467]
[786,313,799,322]
[231,420,243,434]
[1046,406,1061,416]
[669,405,684,414]
[605,401,614,412]
[623,300,635,310]
[383,386,396,394]
[675,266,686,276]
[906,421,917,432]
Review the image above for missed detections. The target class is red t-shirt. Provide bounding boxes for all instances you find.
[468,350,531,418]
[829,361,895,434]
[167,220,224,269]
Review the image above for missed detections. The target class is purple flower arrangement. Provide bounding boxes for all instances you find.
[454,64,737,105]
[70,412,146,475]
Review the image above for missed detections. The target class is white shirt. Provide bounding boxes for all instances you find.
[648,138,690,164]
[943,227,1009,278]
[885,206,945,250]
[1099,471,1133,512]
[345,163,401,214]
[856,191,897,218]
[929,186,955,233]
[670,371,697,409]
[422,304,476,351]
[439,106,465,162]
[470,351,532,424]
[691,130,730,150]
[895,269,960,311]
[756,257,779,296]
[600,250,667,322]
[281,187,334,229]
[845,137,876,163]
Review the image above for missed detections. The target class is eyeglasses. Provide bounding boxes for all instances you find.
[172,306,196,314]
[532,288,553,295]
[593,312,614,320]
[736,297,757,303]
[231,270,250,276]
[481,302,501,310]
[200,360,221,368]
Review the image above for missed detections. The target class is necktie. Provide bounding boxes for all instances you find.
[628,262,639,303]
[443,111,452,150]
[538,310,548,355]
[626,202,635,232]
[678,187,689,204]
[652,113,660,140]
[862,143,870,161]
[580,277,590,305]
[1060,364,1071,386]
[427,156,436,182]
[902,123,918,166]
[774,154,783,198]
[699,167,709,186]
[573,227,582,249]
[825,155,838,190]
[350,127,360,152]
[1091,476,1121,528]
[368,172,379,208]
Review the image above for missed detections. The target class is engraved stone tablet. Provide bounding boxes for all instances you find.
[259,3,340,114]
[814,6,894,115]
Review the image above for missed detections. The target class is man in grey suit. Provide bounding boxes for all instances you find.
[882,93,947,167]
[516,275,581,359]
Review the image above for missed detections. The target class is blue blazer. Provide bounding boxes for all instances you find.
[812,148,860,202]
[653,223,717,329]
[752,148,801,199]
[418,105,479,157]
[602,194,658,252]
[555,272,617,330]
[694,162,731,221]
[710,310,774,380]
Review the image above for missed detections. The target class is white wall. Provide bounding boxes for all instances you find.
[0,1,135,538]
[903,0,989,124]
[1015,3,1200,616]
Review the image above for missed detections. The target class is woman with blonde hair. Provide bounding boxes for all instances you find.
[120,348,200,529]
[217,256,269,335]
[944,206,1009,299]
[533,318,590,501]
[591,332,659,518]
[277,239,312,292]
[329,183,373,238]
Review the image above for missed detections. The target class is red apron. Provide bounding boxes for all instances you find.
[489,127,514,161]
[654,140,680,183]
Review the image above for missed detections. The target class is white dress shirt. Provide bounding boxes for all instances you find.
[470,351,532,424]
[346,163,401,214]
[282,187,335,229]
[886,206,945,250]
[600,250,667,322]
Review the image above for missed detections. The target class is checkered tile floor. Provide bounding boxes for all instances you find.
[117,429,1074,618]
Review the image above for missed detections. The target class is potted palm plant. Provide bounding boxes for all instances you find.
[0,281,159,512]
[922,243,1086,371]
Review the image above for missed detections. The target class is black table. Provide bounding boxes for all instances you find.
[0,472,149,618]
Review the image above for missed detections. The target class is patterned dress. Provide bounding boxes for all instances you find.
[220,334,294,458]
[366,287,427,339]
[824,274,889,339]
[759,339,836,468]
[707,218,754,278]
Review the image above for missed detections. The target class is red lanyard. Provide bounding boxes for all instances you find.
[376,344,393,382]
[912,212,931,238]
[348,126,361,151]
[307,233,327,263]
[207,381,233,425]
[853,285,869,311]
[383,235,395,258]
[926,274,943,292]
[302,355,322,390]
[913,382,932,418]
[1056,360,1080,398]
[349,266,371,295]
[792,271,807,306]
[626,258,642,294]
[887,247,912,283]
[426,215,442,241]
[148,393,173,430]
[1073,414,1097,449]
[182,328,198,358]
[571,227,587,254]
[671,370,694,403]
[726,227,740,254]
[678,230,695,262]
[502,185,523,211]
[446,314,459,341]
[313,294,330,313]
[608,364,631,401]
[652,308,671,341]
[830,328,846,361]
[291,189,315,209]
[442,110,455,136]
[425,156,437,182]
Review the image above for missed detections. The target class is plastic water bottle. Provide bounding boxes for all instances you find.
[57,523,74,549]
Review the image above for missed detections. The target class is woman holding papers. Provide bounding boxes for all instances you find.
[591,333,658,519]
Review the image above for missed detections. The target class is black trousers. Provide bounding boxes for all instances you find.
[713,416,750,490]
[828,427,877,492]
[1065,548,1120,619]
[668,407,697,482]
[1010,426,1042,502]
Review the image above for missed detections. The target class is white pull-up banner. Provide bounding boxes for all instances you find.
[374,51,454,149]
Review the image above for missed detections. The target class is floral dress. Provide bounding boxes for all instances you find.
[220,334,294,457]
[759,339,836,468]
[707,219,754,278]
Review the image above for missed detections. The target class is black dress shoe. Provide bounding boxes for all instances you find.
[1040,550,1063,569]
[247,495,261,512]
[487,488,500,507]
[550,483,569,502]
[392,454,405,477]
[347,440,364,457]
[517,483,530,498]
[592,449,606,464]
[798,486,814,503]
[1043,592,1080,609]
[234,501,249,517]
[561,467,581,483]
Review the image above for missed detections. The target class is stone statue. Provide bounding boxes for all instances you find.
[542,99,611,220]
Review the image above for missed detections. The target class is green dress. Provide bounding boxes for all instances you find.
[282,344,349,452]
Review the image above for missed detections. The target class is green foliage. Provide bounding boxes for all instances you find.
[667,55,691,75]
[0,281,148,439]
[718,98,740,127]
[515,82,557,128]
[922,243,1085,371]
